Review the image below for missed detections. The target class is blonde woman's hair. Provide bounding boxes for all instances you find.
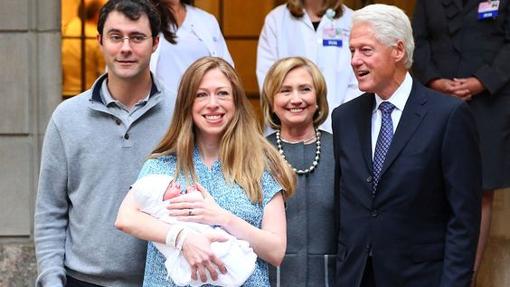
[152,57,296,203]
[261,56,329,130]
[287,0,344,19]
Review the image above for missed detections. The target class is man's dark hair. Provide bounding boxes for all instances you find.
[97,0,161,37]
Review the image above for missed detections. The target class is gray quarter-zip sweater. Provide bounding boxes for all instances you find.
[34,74,174,287]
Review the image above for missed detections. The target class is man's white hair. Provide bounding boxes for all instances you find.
[352,4,414,69]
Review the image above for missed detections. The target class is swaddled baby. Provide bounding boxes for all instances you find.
[131,174,257,287]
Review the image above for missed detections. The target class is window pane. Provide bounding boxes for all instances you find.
[61,0,105,98]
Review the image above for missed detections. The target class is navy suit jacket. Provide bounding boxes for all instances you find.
[332,80,482,287]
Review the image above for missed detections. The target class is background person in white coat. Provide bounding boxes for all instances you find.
[257,0,360,133]
[149,0,233,97]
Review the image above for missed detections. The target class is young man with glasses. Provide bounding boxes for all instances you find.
[34,1,174,286]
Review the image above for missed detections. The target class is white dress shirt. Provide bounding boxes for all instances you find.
[371,73,413,158]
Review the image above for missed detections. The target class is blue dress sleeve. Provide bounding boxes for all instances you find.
[261,171,283,207]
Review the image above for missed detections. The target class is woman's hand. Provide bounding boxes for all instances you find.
[429,78,456,94]
[451,77,485,100]
[181,230,228,282]
[167,183,231,227]
[429,77,484,101]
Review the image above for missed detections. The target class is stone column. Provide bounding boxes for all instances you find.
[0,0,60,285]
[477,189,510,287]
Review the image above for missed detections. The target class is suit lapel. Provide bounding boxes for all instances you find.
[348,94,376,209]
[442,0,463,13]
[356,94,376,174]
[441,0,464,52]
[379,81,428,178]
[464,0,482,13]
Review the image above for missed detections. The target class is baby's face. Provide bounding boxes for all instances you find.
[163,181,181,201]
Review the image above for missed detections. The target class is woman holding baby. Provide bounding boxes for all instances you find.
[115,56,295,286]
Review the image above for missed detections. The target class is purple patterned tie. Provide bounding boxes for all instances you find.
[372,102,396,193]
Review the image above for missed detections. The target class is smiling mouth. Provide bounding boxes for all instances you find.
[356,70,370,78]
[288,108,305,113]
[116,60,136,64]
[203,114,224,122]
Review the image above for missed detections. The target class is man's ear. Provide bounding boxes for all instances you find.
[393,40,406,63]
[97,34,103,46]
[152,34,160,53]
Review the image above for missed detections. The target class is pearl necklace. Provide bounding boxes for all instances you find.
[280,133,317,144]
[276,129,321,175]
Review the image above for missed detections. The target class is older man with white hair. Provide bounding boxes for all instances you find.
[332,4,482,287]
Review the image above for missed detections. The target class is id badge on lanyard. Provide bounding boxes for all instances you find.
[478,0,500,20]
[322,8,343,47]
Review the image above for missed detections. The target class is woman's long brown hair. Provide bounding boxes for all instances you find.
[151,57,296,203]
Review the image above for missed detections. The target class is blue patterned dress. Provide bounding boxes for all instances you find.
[140,149,282,287]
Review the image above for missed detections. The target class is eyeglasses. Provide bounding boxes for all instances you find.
[104,34,151,45]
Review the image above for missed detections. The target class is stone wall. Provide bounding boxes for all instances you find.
[477,189,510,287]
[0,242,37,286]
[0,0,60,285]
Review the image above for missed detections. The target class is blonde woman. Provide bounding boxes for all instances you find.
[116,57,295,286]
[262,57,336,286]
